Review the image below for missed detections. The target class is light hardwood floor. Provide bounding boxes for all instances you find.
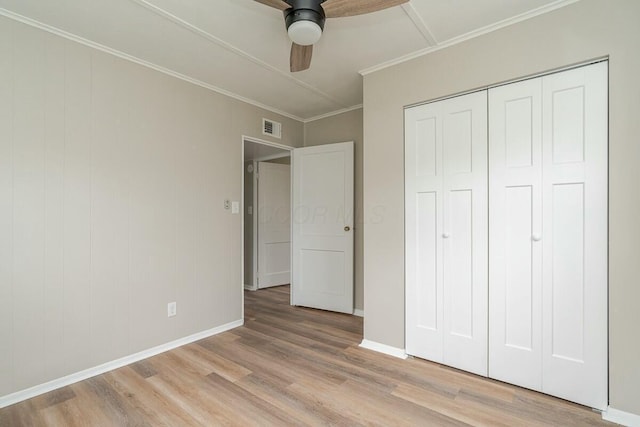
[1,285,614,426]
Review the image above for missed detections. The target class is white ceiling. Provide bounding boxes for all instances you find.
[0,0,576,121]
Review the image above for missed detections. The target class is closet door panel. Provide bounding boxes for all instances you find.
[442,92,488,376]
[489,78,543,390]
[405,103,444,362]
[541,62,608,410]
[416,192,438,331]
[447,189,473,338]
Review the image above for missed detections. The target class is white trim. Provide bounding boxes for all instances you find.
[359,339,408,359]
[244,284,258,291]
[353,309,364,317]
[243,135,294,152]
[360,0,580,76]
[603,407,640,427]
[401,3,438,46]
[0,7,305,123]
[0,319,243,409]
[403,58,608,111]
[253,160,259,290]
[303,104,363,123]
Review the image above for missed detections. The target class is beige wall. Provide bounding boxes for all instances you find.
[304,108,364,312]
[0,16,302,398]
[362,0,640,415]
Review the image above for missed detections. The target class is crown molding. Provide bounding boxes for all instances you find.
[0,7,309,122]
[360,0,581,76]
[304,104,363,123]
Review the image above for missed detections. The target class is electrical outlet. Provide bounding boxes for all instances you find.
[167,302,177,317]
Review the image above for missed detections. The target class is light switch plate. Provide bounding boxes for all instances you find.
[231,201,240,214]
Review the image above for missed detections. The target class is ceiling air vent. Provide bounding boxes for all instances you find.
[262,118,282,139]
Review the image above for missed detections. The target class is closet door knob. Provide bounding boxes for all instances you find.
[532,234,542,242]
[442,233,450,239]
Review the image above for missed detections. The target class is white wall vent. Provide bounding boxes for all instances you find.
[262,118,282,139]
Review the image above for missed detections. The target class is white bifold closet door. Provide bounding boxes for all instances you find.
[405,91,488,376]
[489,62,608,410]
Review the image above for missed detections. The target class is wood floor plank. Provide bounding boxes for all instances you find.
[392,382,545,427]
[179,343,252,382]
[234,371,357,426]
[103,366,198,426]
[0,285,613,426]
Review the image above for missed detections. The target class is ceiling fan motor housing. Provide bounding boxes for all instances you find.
[284,0,326,34]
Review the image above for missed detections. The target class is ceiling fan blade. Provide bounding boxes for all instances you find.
[253,0,290,11]
[322,0,408,18]
[290,43,313,72]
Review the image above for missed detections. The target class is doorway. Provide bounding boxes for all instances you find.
[241,137,355,319]
[242,137,292,293]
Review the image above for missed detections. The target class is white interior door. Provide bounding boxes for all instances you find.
[541,62,608,410]
[489,77,544,390]
[292,142,354,314]
[405,91,488,376]
[489,62,608,410]
[257,161,291,288]
[441,92,488,376]
[405,100,444,363]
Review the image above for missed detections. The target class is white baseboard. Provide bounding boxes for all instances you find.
[0,319,243,409]
[353,309,364,317]
[359,339,408,359]
[244,284,257,291]
[603,406,640,426]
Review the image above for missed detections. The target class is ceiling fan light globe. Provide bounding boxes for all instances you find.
[288,20,322,46]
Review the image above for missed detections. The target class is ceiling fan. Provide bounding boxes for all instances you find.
[254,0,409,72]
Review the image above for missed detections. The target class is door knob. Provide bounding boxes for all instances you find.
[532,234,541,242]
[442,232,450,239]
[344,226,351,232]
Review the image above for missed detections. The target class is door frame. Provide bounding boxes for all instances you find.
[241,136,293,318]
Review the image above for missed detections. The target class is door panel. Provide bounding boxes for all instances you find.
[416,192,438,331]
[550,183,585,362]
[447,189,473,338]
[441,92,488,376]
[504,185,534,350]
[541,62,608,410]
[257,161,291,288]
[489,78,543,391]
[405,102,444,361]
[406,91,487,376]
[292,142,354,314]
